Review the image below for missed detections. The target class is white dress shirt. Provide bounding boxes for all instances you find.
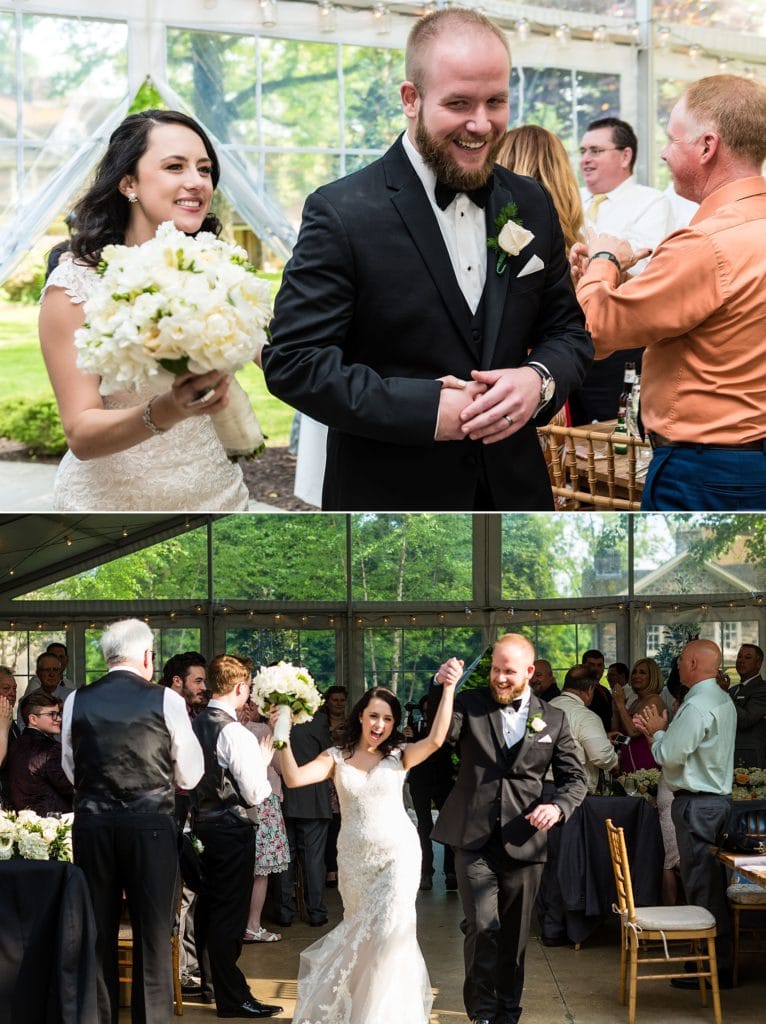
[402,132,487,313]
[61,666,204,790]
[499,688,531,747]
[549,691,618,793]
[207,699,271,807]
[581,176,675,275]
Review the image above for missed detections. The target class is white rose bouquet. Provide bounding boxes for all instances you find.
[0,809,73,862]
[74,221,272,459]
[250,661,323,749]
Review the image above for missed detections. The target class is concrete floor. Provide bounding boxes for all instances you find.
[130,869,764,1024]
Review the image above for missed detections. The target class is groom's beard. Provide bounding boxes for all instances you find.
[415,110,503,192]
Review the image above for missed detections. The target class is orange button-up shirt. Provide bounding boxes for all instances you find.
[576,176,766,444]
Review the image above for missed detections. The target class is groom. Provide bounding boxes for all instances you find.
[263,8,592,511]
[432,635,587,1024]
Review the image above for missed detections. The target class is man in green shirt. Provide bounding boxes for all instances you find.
[634,639,736,989]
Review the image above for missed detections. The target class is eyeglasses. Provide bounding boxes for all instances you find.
[579,146,625,158]
[35,711,62,720]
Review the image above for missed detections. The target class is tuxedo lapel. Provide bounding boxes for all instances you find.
[481,178,515,368]
[384,140,475,349]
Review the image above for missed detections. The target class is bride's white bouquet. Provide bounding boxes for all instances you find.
[74,221,272,459]
[250,661,323,748]
[0,809,73,862]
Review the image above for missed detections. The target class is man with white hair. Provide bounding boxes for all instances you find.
[61,618,204,1024]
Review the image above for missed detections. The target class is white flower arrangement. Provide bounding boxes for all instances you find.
[618,768,661,803]
[250,661,323,748]
[732,767,766,800]
[0,809,73,862]
[527,713,546,734]
[74,221,272,459]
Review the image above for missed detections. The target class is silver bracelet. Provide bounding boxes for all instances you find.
[142,395,168,435]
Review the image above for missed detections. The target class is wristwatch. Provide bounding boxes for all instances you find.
[526,361,556,416]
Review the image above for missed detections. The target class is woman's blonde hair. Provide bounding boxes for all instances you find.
[497,125,584,254]
[631,657,664,697]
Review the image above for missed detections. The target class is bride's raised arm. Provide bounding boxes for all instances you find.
[277,739,335,789]
[402,657,461,771]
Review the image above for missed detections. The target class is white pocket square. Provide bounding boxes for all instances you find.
[537,734,553,743]
[517,254,545,278]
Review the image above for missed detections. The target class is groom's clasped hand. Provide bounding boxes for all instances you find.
[435,366,544,444]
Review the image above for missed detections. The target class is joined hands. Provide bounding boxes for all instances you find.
[435,367,541,444]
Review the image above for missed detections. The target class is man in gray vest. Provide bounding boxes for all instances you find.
[61,618,204,1024]
[192,654,282,1019]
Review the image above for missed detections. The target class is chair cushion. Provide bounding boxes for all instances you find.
[727,883,766,905]
[633,904,716,931]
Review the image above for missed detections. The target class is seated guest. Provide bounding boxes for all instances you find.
[531,659,560,702]
[17,651,76,729]
[192,655,282,1020]
[8,692,73,814]
[550,666,618,793]
[611,658,665,772]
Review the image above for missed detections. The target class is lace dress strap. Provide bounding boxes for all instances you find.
[40,253,97,305]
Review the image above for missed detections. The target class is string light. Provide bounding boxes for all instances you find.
[259,0,277,28]
[554,24,571,48]
[372,2,390,35]
[717,55,730,73]
[688,43,702,64]
[317,0,336,34]
[65,537,72,546]
[656,24,671,49]
[593,25,608,46]
[515,18,530,43]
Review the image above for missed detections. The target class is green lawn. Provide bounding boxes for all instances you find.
[0,299,295,446]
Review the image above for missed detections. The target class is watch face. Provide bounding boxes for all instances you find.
[543,378,555,401]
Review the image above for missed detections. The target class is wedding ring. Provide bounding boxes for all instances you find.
[190,387,216,407]
[504,414,514,426]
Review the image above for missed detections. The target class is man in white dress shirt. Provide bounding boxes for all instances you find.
[61,618,204,1024]
[192,654,282,1020]
[549,665,618,793]
[570,117,675,426]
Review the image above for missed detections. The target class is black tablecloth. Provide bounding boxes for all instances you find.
[538,794,663,945]
[0,860,97,1024]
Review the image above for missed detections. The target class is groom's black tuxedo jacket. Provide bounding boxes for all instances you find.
[431,688,587,863]
[264,136,593,511]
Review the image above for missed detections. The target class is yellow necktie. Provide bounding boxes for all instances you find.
[588,193,608,225]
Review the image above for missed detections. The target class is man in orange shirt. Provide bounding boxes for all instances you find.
[573,74,766,511]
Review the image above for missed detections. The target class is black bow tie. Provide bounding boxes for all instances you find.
[502,698,523,712]
[434,176,494,211]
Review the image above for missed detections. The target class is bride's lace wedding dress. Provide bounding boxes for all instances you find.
[292,747,432,1024]
[42,257,249,511]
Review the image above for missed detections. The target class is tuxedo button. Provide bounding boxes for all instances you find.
[471,329,481,341]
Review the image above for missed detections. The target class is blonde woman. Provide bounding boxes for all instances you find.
[497,125,585,255]
[611,657,665,771]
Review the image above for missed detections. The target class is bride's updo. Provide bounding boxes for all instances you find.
[337,686,404,759]
[70,109,223,266]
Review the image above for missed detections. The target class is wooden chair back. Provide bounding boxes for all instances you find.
[537,423,649,511]
[606,817,636,922]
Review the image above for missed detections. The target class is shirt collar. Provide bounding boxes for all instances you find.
[207,698,237,720]
[401,130,438,200]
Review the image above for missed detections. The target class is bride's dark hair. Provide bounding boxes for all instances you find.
[70,109,222,266]
[337,687,404,759]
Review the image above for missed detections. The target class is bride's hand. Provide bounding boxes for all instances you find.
[171,371,232,418]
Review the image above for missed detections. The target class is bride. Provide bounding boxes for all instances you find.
[39,109,251,511]
[277,667,461,1024]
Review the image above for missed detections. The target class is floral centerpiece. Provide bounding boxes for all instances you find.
[616,768,661,804]
[250,661,323,749]
[732,767,766,801]
[0,809,73,861]
[74,221,272,459]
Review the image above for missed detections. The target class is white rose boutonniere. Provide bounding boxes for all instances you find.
[487,202,535,274]
[527,713,546,735]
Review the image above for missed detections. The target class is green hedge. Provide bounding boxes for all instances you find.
[0,396,66,456]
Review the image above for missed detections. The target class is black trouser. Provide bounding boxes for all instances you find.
[278,817,329,923]
[455,829,544,1024]
[672,791,732,971]
[195,818,256,1014]
[410,779,455,878]
[72,811,178,1024]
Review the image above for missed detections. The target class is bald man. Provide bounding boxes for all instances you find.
[432,634,587,1024]
[635,639,736,988]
